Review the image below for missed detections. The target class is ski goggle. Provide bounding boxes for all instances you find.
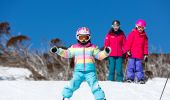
[136,26,145,30]
[77,35,91,42]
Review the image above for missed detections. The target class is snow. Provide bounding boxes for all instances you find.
[0,66,32,80]
[0,78,169,100]
[0,67,170,100]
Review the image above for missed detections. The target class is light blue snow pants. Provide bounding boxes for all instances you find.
[62,71,105,100]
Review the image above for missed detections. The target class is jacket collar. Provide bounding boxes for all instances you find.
[133,29,146,36]
[109,29,123,35]
[77,42,92,47]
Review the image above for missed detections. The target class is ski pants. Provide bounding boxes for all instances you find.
[107,57,124,81]
[126,58,144,81]
[62,71,105,100]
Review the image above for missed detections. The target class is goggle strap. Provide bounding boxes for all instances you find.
[136,25,146,29]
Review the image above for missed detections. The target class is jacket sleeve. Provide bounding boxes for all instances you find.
[144,36,148,55]
[122,33,126,54]
[93,46,110,60]
[125,31,134,52]
[104,34,110,48]
[56,46,74,58]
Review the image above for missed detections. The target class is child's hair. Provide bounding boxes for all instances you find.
[108,28,123,35]
[112,20,120,25]
[107,20,122,34]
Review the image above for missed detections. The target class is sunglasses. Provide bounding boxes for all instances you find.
[112,24,120,28]
[77,35,91,42]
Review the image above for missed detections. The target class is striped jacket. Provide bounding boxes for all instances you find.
[56,43,110,71]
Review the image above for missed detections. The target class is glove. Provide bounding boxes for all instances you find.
[144,55,148,62]
[50,46,58,53]
[122,53,126,59]
[105,47,111,54]
[127,51,132,57]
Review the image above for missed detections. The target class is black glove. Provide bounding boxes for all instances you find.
[127,51,132,57]
[105,47,111,54]
[122,53,126,59]
[144,55,148,62]
[50,46,58,53]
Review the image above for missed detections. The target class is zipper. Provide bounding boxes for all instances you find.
[116,35,118,56]
[83,47,86,71]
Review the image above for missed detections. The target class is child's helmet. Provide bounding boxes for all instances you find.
[76,27,90,36]
[136,19,146,28]
[76,27,91,43]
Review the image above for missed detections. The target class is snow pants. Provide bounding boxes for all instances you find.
[62,71,105,100]
[107,57,123,81]
[126,58,144,81]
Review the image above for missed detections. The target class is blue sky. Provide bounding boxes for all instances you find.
[1,0,170,53]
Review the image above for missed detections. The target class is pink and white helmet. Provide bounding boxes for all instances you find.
[76,27,90,36]
[136,19,146,28]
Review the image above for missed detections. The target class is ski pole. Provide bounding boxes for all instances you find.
[144,61,147,71]
[159,73,170,100]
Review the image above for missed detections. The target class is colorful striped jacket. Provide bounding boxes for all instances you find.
[56,42,110,71]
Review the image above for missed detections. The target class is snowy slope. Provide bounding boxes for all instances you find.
[0,78,170,100]
[0,67,169,100]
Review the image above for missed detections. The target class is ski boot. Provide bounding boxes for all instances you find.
[97,98,107,100]
[62,98,70,100]
[137,80,145,84]
[126,79,134,83]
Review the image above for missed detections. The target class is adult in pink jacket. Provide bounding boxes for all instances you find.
[104,20,126,82]
[125,19,148,84]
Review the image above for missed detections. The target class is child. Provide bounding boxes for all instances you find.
[50,27,111,100]
[104,20,126,82]
[125,19,148,84]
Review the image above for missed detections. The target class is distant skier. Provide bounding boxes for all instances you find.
[50,27,111,100]
[104,20,126,82]
[125,19,148,84]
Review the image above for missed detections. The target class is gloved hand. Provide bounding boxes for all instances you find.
[105,47,111,54]
[144,55,148,62]
[50,46,58,53]
[127,51,132,57]
[122,53,127,59]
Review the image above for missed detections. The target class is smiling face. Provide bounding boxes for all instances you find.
[112,21,120,31]
[112,24,120,31]
[136,25,145,33]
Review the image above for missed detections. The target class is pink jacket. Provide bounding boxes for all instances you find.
[104,31,126,57]
[125,29,148,59]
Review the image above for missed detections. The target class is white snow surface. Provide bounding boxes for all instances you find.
[0,66,32,80]
[0,78,170,100]
[0,67,170,100]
